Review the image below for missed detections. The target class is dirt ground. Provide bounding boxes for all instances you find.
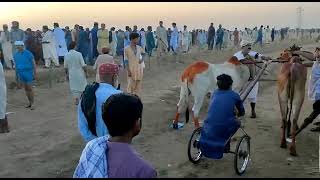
[0,40,319,178]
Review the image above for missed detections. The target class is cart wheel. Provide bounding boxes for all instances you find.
[234,135,250,175]
[187,127,203,164]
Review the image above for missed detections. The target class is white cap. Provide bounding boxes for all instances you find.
[14,41,24,46]
[240,40,251,47]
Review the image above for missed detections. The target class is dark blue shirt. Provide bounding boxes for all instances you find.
[13,49,34,71]
[199,89,245,159]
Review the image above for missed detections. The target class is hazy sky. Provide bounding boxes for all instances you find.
[0,2,319,31]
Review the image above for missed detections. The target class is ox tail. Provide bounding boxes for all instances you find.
[179,80,191,124]
[286,65,295,136]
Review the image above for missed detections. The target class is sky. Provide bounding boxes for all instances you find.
[0,2,319,31]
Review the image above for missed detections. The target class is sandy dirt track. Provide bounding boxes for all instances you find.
[0,40,319,177]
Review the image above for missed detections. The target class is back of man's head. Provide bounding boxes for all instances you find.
[103,93,143,137]
[217,74,233,90]
[130,32,140,40]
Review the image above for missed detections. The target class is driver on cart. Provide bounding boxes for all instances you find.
[198,74,245,159]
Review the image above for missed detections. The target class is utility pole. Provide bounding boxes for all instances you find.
[296,6,304,38]
[297,7,304,29]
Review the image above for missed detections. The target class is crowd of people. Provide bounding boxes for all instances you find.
[1,19,320,178]
[1,21,320,69]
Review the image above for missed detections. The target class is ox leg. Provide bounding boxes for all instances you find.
[287,120,291,138]
[278,93,288,148]
[192,95,205,129]
[172,106,180,129]
[289,95,304,156]
[289,120,298,156]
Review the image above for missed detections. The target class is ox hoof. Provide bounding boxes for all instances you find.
[289,146,297,156]
[289,151,298,156]
[250,113,256,119]
[171,122,184,130]
[280,142,287,149]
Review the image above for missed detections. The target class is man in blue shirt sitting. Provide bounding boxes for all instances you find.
[13,41,37,110]
[199,74,245,159]
[78,63,122,142]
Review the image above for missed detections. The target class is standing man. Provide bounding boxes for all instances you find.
[53,23,68,65]
[125,33,146,96]
[228,41,271,118]
[139,28,146,51]
[207,23,215,50]
[77,63,121,142]
[90,22,99,60]
[181,25,189,53]
[77,26,89,64]
[233,28,240,48]
[42,25,59,68]
[146,26,155,57]
[167,28,172,52]
[0,24,13,69]
[64,26,72,51]
[64,42,87,105]
[265,25,271,44]
[97,23,110,54]
[124,26,131,48]
[292,48,320,132]
[93,47,115,82]
[13,41,37,110]
[156,21,168,58]
[110,27,118,57]
[0,61,9,133]
[170,23,179,54]
[215,24,224,50]
[254,25,263,47]
[271,27,275,42]
[71,24,79,44]
[10,21,25,55]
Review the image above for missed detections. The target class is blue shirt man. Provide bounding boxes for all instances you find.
[13,42,35,85]
[90,22,99,59]
[78,63,121,142]
[199,74,245,159]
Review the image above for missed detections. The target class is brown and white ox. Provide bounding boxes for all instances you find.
[172,58,250,129]
[277,46,307,156]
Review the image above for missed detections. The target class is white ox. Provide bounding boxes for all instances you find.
[172,60,250,129]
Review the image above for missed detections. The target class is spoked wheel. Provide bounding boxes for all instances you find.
[234,135,251,175]
[187,127,203,164]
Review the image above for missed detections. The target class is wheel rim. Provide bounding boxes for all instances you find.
[236,136,250,173]
[189,128,202,162]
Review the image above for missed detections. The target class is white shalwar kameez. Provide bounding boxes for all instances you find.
[0,63,6,119]
[181,30,189,52]
[53,27,68,57]
[0,31,13,68]
[233,50,262,103]
[265,28,271,43]
[64,50,88,98]
[42,30,59,67]
[111,31,118,57]
[139,31,146,51]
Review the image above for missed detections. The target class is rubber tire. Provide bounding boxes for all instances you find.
[234,135,250,175]
[187,127,203,164]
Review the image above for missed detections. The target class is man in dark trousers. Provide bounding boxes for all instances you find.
[207,23,215,50]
